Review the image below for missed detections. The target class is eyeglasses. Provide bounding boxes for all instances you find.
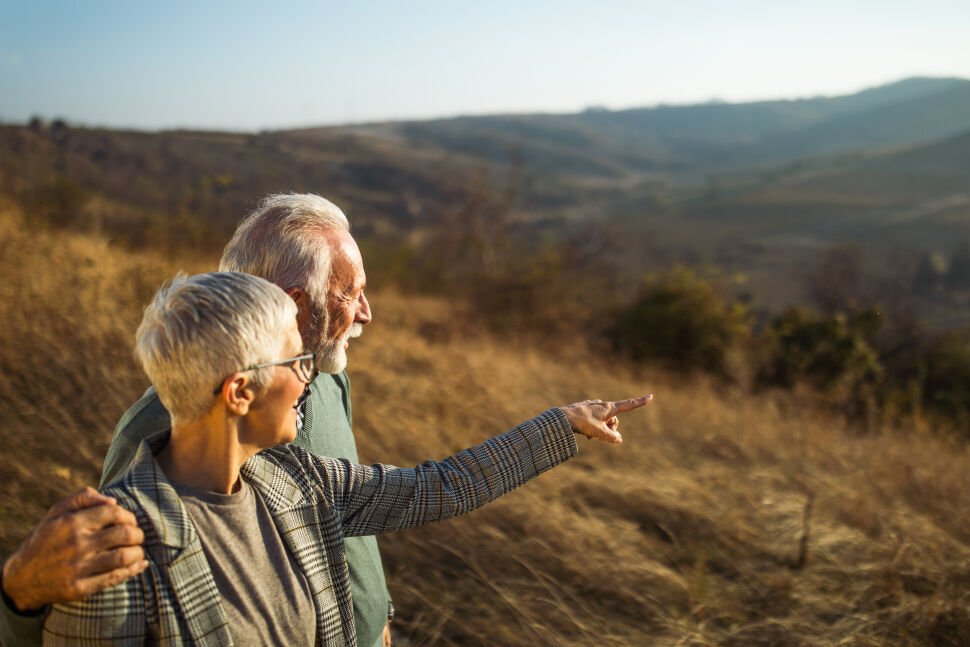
[212,352,316,395]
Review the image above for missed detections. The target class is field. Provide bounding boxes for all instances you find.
[1,201,968,646]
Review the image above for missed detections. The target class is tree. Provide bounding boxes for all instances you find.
[24,178,90,229]
[758,308,882,393]
[913,251,947,295]
[609,267,750,377]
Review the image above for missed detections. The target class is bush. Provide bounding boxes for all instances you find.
[758,308,882,390]
[608,267,750,377]
[23,178,90,229]
[919,331,970,432]
[757,308,883,419]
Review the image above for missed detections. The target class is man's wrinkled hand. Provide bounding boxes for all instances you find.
[1,486,148,612]
[561,394,652,443]
[382,622,392,647]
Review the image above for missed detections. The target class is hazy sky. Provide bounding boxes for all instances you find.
[1,0,968,131]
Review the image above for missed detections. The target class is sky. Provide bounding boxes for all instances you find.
[1,0,968,131]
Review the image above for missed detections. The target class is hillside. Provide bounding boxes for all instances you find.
[368,76,970,183]
[631,129,970,306]
[1,205,968,646]
[4,76,970,316]
[736,82,970,167]
[0,124,472,248]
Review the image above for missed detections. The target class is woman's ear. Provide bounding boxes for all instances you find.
[221,373,255,416]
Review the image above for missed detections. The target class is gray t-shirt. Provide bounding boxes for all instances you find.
[172,478,316,647]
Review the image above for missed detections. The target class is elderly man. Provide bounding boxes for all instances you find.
[0,194,394,647]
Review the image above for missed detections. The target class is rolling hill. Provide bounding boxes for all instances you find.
[365,76,970,184]
[4,76,970,314]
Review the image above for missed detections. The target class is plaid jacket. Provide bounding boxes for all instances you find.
[42,408,577,646]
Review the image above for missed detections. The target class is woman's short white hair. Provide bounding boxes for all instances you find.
[135,272,298,425]
[218,193,350,300]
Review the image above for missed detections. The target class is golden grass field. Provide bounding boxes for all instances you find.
[0,204,968,646]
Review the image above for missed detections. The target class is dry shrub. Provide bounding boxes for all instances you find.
[0,214,968,646]
[0,206,206,543]
[609,266,751,380]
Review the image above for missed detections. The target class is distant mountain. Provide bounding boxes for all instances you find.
[795,76,970,118]
[348,77,970,184]
[738,81,970,165]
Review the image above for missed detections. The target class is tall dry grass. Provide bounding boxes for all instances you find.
[0,203,207,544]
[0,207,968,646]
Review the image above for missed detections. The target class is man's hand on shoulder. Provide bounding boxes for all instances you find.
[1,486,148,612]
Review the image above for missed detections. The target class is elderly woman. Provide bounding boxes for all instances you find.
[43,272,649,646]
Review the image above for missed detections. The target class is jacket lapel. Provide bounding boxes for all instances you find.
[244,451,356,647]
[124,433,233,646]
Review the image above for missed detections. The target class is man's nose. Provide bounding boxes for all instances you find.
[355,291,372,325]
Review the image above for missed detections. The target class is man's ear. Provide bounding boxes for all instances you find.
[287,287,311,324]
[286,286,306,307]
[221,374,255,416]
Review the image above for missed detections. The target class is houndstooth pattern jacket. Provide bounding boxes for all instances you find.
[42,408,577,646]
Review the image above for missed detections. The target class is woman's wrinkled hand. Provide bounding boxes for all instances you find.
[561,394,653,444]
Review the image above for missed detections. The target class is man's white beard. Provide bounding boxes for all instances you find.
[315,323,363,374]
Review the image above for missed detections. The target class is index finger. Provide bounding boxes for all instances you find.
[72,502,139,532]
[48,487,116,518]
[609,394,653,415]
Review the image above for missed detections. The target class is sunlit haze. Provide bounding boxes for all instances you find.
[1,0,968,131]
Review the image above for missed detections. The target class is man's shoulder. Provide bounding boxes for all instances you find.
[101,387,171,487]
[301,371,356,458]
[310,371,351,400]
[334,370,350,389]
[113,387,170,440]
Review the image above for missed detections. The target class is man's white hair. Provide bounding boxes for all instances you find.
[218,193,350,301]
[135,272,298,425]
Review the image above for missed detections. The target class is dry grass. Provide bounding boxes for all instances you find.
[0,203,207,544]
[1,208,968,646]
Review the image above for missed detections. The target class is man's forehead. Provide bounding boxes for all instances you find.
[337,231,363,260]
[323,231,365,281]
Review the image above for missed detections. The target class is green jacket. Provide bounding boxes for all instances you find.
[0,372,391,647]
